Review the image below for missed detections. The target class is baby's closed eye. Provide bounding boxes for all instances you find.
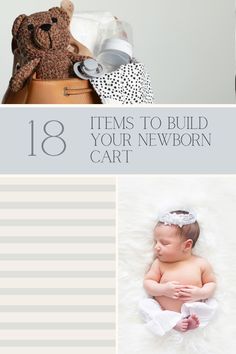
[155,240,170,246]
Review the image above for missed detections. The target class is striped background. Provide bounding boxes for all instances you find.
[0,176,116,354]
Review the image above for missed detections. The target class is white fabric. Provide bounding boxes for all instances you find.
[90,60,154,104]
[70,12,115,55]
[102,98,122,105]
[139,297,218,336]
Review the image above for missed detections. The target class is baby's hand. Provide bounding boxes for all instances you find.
[179,285,203,302]
[163,281,183,299]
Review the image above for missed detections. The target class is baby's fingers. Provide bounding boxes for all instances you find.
[182,285,195,289]
[179,289,191,295]
[174,284,184,290]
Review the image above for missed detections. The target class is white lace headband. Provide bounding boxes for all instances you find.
[159,212,196,228]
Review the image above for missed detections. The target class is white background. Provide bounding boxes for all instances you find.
[0,0,235,103]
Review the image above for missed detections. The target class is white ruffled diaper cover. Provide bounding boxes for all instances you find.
[139,297,218,336]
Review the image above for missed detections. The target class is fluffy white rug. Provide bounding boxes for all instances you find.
[118,176,236,354]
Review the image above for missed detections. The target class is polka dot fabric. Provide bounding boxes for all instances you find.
[90,60,154,104]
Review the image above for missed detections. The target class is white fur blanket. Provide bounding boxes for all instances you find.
[118,176,236,354]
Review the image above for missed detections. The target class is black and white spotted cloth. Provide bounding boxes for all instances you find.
[90,60,154,104]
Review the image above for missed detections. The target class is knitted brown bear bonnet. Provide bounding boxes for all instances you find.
[10,6,87,92]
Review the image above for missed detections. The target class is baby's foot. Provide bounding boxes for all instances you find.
[174,318,189,332]
[187,314,200,330]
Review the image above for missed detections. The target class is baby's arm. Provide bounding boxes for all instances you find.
[180,259,216,302]
[200,259,216,298]
[144,259,182,299]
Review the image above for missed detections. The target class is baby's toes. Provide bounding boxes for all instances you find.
[182,319,188,330]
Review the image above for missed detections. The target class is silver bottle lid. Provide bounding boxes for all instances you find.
[73,58,104,80]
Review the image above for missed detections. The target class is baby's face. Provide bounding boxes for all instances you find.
[154,225,186,263]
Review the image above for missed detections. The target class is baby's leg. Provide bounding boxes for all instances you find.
[174,318,189,332]
[181,298,218,328]
[139,297,182,336]
[173,313,200,332]
[186,314,200,329]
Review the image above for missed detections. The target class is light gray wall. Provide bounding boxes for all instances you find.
[0,0,235,103]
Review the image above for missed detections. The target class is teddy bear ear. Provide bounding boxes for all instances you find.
[49,7,70,26]
[60,0,74,20]
[12,14,26,38]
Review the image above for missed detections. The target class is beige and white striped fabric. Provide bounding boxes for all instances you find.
[0,176,115,354]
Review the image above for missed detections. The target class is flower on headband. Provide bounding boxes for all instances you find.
[159,212,196,227]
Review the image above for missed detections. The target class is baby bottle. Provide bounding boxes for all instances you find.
[96,19,133,73]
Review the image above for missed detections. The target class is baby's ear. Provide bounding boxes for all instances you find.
[184,239,193,251]
[12,14,26,39]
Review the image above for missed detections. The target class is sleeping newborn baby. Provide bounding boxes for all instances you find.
[139,210,218,336]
